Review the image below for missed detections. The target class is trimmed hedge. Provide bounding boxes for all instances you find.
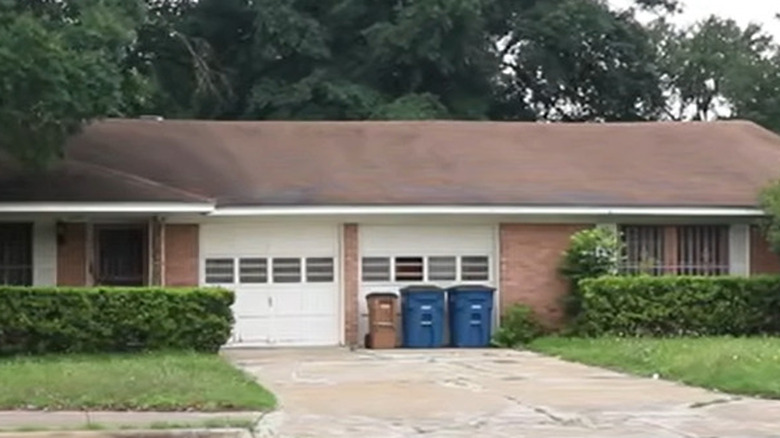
[0,287,234,355]
[575,276,780,336]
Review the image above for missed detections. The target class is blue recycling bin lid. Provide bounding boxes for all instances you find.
[400,285,445,294]
[447,285,495,293]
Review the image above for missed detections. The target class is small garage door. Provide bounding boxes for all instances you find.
[358,225,497,340]
[200,222,340,346]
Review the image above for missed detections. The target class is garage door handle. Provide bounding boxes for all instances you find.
[268,297,273,307]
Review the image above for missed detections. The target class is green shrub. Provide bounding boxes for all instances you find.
[491,304,543,348]
[0,287,234,356]
[574,276,780,337]
[560,226,622,317]
[759,180,780,255]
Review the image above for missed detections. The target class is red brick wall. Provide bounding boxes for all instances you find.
[343,223,359,346]
[750,225,780,275]
[499,223,590,327]
[164,224,199,286]
[57,223,87,286]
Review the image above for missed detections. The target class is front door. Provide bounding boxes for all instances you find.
[95,226,147,286]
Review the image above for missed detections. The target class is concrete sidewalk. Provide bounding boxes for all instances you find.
[0,411,263,431]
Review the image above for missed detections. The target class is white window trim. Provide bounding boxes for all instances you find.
[205,255,336,285]
[238,257,269,284]
[360,255,491,283]
[204,257,236,285]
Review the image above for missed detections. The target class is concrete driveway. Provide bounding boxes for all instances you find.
[226,348,780,437]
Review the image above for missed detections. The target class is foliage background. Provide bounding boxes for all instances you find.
[4,0,780,164]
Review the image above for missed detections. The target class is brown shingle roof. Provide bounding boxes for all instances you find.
[59,119,780,208]
[0,159,210,203]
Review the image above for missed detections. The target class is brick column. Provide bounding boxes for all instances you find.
[57,223,87,286]
[343,223,359,346]
[499,223,590,328]
[164,224,200,286]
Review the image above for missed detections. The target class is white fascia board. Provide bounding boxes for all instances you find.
[209,205,766,217]
[0,202,215,214]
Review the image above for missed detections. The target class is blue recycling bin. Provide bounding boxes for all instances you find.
[447,285,496,348]
[400,286,446,348]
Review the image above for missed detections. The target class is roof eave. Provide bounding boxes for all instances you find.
[207,205,767,217]
[0,202,215,214]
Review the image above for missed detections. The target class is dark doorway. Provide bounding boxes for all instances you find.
[95,226,147,286]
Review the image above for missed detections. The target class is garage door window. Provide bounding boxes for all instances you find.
[239,258,268,283]
[428,256,457,281]
[362,257,391,282]
[273,258,302,283]
[461,256,489,281]
[395,257,424,281]
[306,257,334,282]
[205,258,234,284]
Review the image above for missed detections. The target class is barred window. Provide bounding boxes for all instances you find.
[677,226,729,276]
[0,223,32,286]
[620,226,665,275]
[620,225,730,276]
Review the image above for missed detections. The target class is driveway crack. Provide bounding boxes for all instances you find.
[689,396,742,409]
[504,395,595,428]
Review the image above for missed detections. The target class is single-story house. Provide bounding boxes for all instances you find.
[1,119,779,347]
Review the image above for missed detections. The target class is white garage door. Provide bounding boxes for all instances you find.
[358,225,497,341]
[200,222,340,347]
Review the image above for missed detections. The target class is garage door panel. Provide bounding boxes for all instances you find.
[233,289,271,317]
[360,226,494,255]
[201,222,340,347]
[271,287,338,314]
[202,223,337,256]
[273,315,338,346]
[358,225,497,343]
[234,317,273,344]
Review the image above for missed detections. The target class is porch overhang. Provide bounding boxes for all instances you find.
[0,202,215,214]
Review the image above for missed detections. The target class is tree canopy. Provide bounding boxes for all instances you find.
[0,0,147,166]
[2,0,780,165]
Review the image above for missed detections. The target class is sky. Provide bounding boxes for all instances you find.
[610,0,780,38]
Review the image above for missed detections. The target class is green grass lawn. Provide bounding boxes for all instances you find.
[529,336,780,399]
[0,352,276,411]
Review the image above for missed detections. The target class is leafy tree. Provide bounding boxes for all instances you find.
[655,16,777,123]
[493,0,665,121]
[0,0,146,166]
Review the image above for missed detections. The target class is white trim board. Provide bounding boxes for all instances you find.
[0,203,766,217]
[210,205,765,217]
[0,203,214,213]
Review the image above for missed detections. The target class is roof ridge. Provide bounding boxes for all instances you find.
[100,118,757,125]
[70,160,214,204]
